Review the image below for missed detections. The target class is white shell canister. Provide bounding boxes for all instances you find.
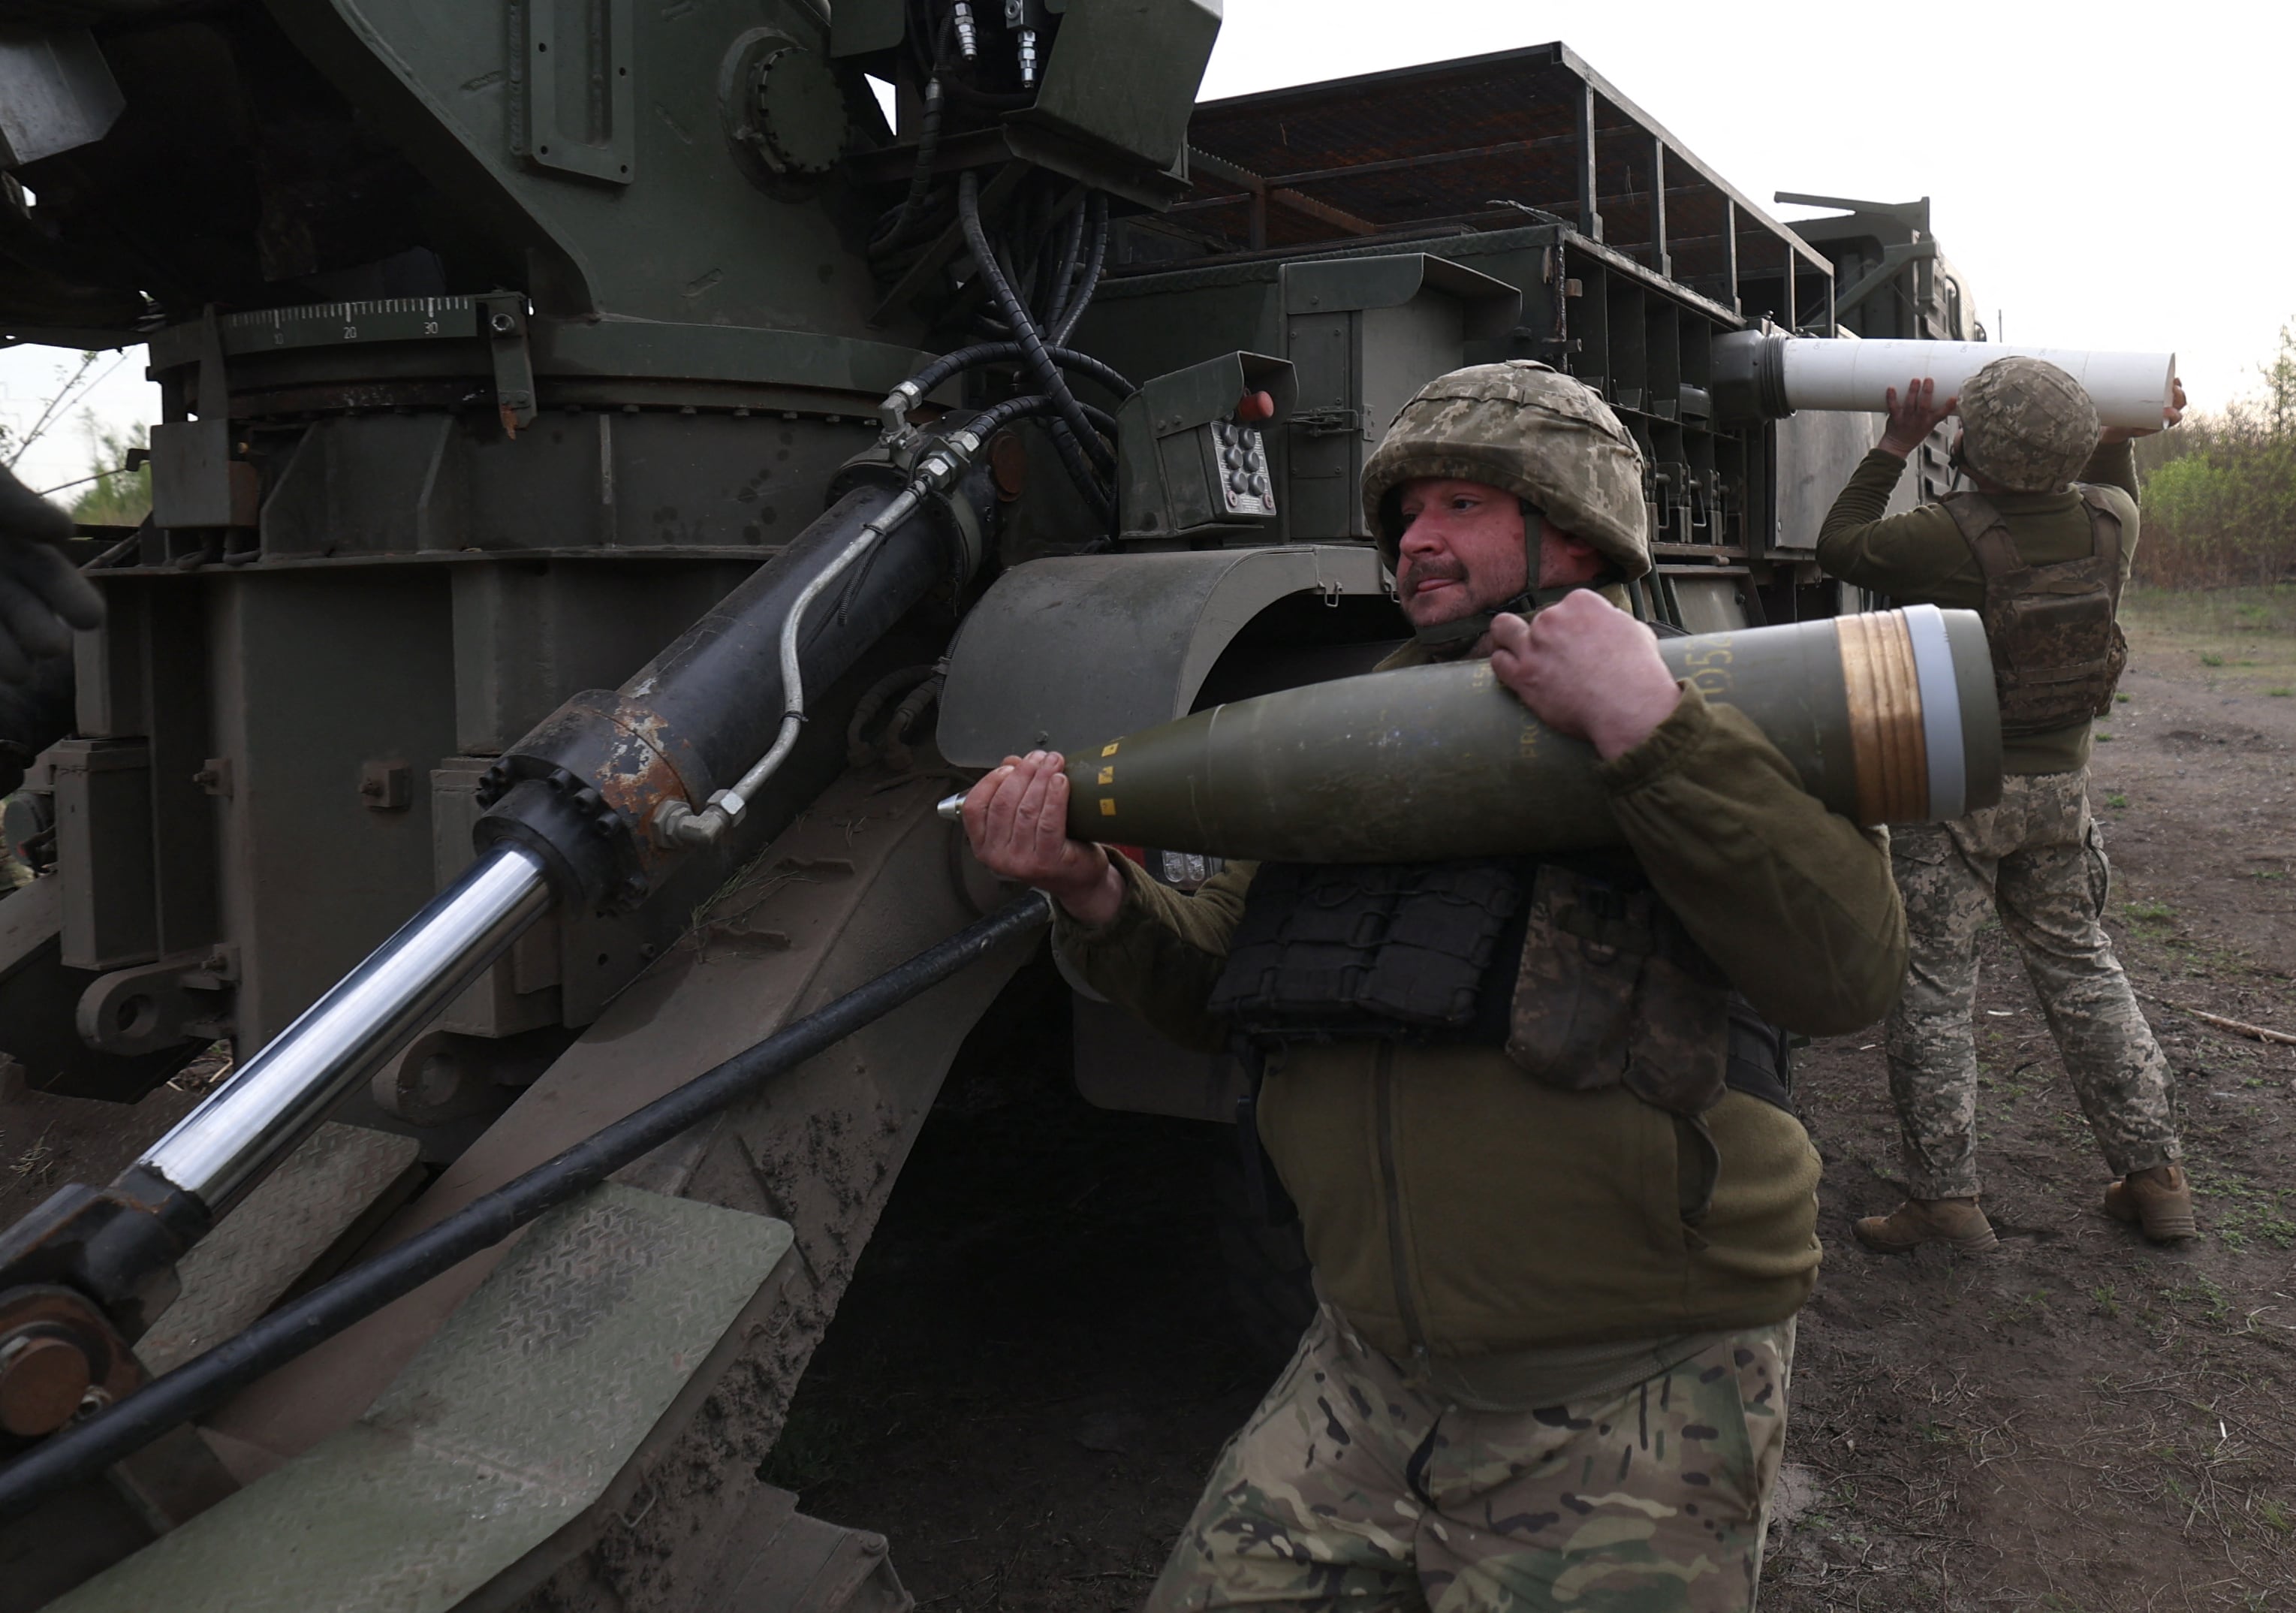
[1779,339,2175,430]
[1712,332,2177,432]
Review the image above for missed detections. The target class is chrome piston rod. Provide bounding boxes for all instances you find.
[138,845,555,1214]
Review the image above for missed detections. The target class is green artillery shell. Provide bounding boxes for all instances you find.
[1064,605,1999,862]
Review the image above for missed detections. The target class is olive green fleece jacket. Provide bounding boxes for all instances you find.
[1056,680,1907,1359]
[1815,441,2141,775]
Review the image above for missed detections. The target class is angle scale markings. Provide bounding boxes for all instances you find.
[212,297,484,356]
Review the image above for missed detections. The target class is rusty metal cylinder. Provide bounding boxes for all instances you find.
[1063,605,2000,861]
[474,475,967,912]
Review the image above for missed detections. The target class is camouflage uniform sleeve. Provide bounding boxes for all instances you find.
[1597,686,1908,1036]
[2079,439,2139,502]
[1813,448,1986,607]
[1051,857,1258,1053]
[2076,440,2143,594]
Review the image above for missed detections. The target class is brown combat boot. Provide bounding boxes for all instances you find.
[1853,1197,1999,1254]
[2104,1164,2198,1243]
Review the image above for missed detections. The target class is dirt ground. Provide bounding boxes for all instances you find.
[3,589,2291,1611]
[764,586,2296,1612]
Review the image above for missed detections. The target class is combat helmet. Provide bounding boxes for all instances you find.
[1361,360,1652,583]
[1957,356,2100,493]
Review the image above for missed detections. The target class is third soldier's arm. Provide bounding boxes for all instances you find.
[1813,378,1980,601]
[1599,688,1908,1036]
[1810,449,1976,600]
[2077,438,2144,603]
[2077,438,2139,502]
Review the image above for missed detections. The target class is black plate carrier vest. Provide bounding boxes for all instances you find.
[1206,858,1791,1117]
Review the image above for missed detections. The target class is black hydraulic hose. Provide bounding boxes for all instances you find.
[1056,427,1114,526]
[946,392,1114,528]
[1050,194,1110,347]
[966,393,1053,436]
[958,172,1113,479]
[998,219,1036,314]
[832,393,1084,618]
[905,0,944,83]
[869,197,955,267]
[0,893,1055,1524]
[939,75,1034,113]
[963,391,1116,440]
[1044,195,1089,333]
[904,341,1132,404]
[870,77,946,254]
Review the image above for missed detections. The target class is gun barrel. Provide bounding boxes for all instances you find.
[1061,606,2000,863]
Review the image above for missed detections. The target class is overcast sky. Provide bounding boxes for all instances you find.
[5,0,2282,494]
[1199,0,2285,412]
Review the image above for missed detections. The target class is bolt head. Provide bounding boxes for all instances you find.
[0,1334,94,1439]
[490,312,518,335]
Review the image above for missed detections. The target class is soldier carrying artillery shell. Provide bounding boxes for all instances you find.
[1818,357,2197,1251]
[963,360,1909,1612]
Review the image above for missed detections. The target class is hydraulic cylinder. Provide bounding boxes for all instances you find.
[138,847,553,1214]
[0,449,989,1340]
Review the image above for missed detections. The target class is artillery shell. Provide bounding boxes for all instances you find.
[1062,605,1999,862]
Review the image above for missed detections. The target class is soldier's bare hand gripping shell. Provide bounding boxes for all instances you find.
[1487,590,1683,758]
[961,751,1122,925]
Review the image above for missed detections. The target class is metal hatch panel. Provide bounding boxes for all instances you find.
[137,1123,423,1375]
[49,1185,792,1613]
[936,544,1389,767]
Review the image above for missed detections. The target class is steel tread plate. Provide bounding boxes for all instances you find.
[140,1123,422,1375]
[54,1185,791,1613]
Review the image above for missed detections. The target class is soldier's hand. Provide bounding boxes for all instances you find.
[2100,375,2186,443]
[1489,590,1683,761]
[0,465,103,684]
[962,751,1123,926]
[1878,376,1957,457]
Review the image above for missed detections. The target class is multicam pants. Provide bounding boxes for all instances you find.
[1145,1307,1796,1612]
[1884,768,2179,1200]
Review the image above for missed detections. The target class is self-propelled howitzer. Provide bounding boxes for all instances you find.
[0,10,2035,1609]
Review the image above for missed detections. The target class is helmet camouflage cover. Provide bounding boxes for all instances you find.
[1361,360,1651,581]
[1957,356,2100,493]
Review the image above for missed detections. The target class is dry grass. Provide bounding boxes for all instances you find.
[2120,587,2296,700]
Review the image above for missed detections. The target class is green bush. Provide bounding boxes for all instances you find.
[69,417,149,528]
[2135,324,2296,589]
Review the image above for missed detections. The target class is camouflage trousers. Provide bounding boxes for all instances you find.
[1144,1307,1796,1612]
[1884,769,2179,1199]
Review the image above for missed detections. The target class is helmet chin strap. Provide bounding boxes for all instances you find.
[1409,497,1600,655]
[1408,583,1601,656]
